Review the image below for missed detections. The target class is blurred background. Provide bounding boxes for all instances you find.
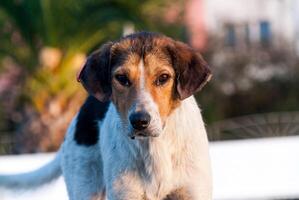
[0,0,299,199]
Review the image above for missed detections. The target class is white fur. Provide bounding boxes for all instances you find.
[61,116,106,200]
[138,59,145,90]
[0,96,212,200]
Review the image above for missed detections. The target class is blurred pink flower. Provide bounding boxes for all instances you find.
[185,0,207,50]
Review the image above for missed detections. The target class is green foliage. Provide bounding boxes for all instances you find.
[0,0,184,153]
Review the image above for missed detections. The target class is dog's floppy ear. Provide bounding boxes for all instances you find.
[168,41,212,100]
[77,42,113,102]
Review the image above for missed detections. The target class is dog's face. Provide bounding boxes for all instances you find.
[78,32,211,139]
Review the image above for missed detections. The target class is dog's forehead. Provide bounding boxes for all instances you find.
[113,35,172,50]
[110,36,173,72]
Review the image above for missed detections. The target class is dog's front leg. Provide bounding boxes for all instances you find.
[106,171,146,200]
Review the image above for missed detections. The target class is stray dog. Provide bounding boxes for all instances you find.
[0,32,212,200]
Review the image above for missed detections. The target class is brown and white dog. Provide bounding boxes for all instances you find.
[0,32,212,200]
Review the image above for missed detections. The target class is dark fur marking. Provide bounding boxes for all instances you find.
[110,32,159,68]
[78,43,113,102]
[164,41,211,100]
[74,96,110,146]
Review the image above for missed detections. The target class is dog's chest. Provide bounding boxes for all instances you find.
[137,140,183,200]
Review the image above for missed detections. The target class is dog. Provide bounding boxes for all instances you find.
[0,32,212,200]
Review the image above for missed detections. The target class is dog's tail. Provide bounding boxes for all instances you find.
[0,151,62,189]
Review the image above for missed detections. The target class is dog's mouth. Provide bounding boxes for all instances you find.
[126,119,164,140]
[129,131,160,140]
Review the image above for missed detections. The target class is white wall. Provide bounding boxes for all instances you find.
[203,0,298,46]
[293,0,299,54]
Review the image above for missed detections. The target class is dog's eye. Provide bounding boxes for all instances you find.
[155,74,170,86]
[115,74,131,87]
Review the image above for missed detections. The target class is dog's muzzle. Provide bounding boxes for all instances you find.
[129,111,154,139]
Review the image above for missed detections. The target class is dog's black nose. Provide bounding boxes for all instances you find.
[129,112,151,130]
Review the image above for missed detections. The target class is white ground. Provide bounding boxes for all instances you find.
[0,136,298,200]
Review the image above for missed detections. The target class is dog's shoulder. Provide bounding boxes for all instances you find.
[74,95,110,146]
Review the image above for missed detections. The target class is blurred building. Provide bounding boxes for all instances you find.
[186,0,299,54]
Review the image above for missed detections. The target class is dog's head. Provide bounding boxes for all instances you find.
[78,32,211,139]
